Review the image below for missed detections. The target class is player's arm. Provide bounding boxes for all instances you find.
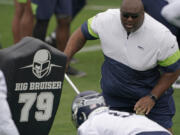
[0,97,20,135]
[0,70,19,135]
[161,1,180,28]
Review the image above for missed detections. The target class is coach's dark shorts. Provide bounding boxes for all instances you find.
[105,93,175,129]
[147,95,175,129]
[31,0,73,20]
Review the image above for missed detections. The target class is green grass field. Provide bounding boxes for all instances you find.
[0,0,180,134]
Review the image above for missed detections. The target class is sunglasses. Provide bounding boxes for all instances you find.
[122,12,139,19]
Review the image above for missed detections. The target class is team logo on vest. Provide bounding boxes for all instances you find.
[20,49,62,79]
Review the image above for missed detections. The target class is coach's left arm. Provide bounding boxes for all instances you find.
[134,30,180,115]
[134,68,180,115]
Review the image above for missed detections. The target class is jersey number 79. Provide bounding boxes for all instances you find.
[18,92,54,122]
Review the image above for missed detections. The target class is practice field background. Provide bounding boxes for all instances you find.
[0,0,180,134]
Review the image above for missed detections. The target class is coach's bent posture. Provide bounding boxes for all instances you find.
[64,0,180,132]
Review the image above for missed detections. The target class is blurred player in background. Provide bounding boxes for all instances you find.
[72,91,172,135]
[161,0,180,28]
[0,70,19,135]
[142,0,180,89]
[45,0,87,73]
[12,0,33,43]
[45,0,86,49]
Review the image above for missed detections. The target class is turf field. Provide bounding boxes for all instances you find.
[0,0,180,134]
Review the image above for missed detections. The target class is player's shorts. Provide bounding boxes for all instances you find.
[17,0,27,3]
[72,0,86,18]
[31,0,72,20]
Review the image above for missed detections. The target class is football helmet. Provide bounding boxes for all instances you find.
[71,90,107,128]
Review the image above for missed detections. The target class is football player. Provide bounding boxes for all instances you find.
[72,91,172,135]
[161,0,180,28]
[0,70,19,135]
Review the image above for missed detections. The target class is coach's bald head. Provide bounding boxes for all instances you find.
[120,0,144,33]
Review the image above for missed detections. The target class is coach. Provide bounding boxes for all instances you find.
[64,0,180,132]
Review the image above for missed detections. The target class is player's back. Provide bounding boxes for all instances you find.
[78,110,171,135]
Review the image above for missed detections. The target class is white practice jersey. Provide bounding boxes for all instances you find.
[162,0,180,27]
[0,70,19,135]
[78,110,171,135]
[87,9,179,71]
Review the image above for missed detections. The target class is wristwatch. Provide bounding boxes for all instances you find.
[148,93,158,102]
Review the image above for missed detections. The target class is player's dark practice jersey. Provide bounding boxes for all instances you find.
[0,37,66,135]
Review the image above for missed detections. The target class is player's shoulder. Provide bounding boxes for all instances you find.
[78,111,109,134]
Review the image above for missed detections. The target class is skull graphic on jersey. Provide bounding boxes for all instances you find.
[32,49,51,79]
